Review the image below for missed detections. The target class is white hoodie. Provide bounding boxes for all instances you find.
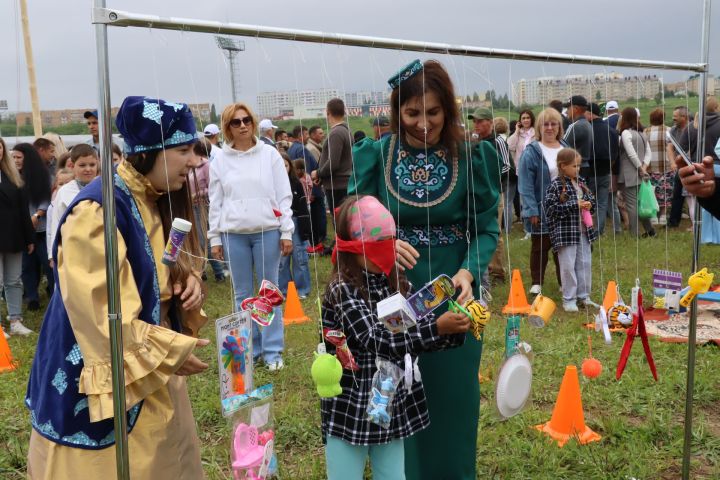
[208,139,293,247]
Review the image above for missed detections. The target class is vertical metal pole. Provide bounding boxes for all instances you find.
[94,1,130,478]
[682,1,711,478]
[229,52,238,102]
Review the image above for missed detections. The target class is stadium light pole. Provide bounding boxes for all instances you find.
[215,36,245,103]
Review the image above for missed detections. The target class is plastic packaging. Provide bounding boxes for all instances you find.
[323,328,359,371]
[216,311,253,415]
[366,359,403,429]
[228,384,278,479]
[162,218,192,265]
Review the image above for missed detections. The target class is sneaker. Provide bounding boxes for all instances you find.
[563,301,579,313]
[578,298,600,309]
[267,359,284,371]
[658,215,667,226]
[529,284,541,295]
[651,217,659,225]
[3,330,9,340]
[9,320,33,336]
[521,233,531,241]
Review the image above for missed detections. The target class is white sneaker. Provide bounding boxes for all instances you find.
[563,301,579,313]
[267,359,284,371]
[651,217,659,225]
[578,298,600,309]
[9,320,33,336]
[3,329,9,340]
[529,284,541,295]
[521,233,531,241]
[658,215,667,226]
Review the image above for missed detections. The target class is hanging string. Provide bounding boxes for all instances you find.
[602,66,621,290]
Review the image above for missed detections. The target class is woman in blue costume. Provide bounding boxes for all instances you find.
[348,59,499,480]
[26,97,210,479]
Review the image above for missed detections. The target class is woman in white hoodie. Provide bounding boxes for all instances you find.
[209,102,293,371]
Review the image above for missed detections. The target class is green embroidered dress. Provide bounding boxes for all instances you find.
[348,135,499,480]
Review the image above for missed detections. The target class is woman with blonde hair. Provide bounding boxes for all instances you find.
[517,108,567,295]
[0,137,35,338]
[209,102,293,371]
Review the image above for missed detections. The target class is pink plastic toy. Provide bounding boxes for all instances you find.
[232,423,265,480]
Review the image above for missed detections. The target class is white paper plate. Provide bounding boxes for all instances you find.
[495,354,533,419]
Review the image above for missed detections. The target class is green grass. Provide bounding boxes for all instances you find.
[2,221,720,479]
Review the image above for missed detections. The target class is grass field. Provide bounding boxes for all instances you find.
[2,220,720,479]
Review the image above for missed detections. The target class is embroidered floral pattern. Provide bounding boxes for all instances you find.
[73,398,88,416]
[142,101,164,124]
[385,136,458,208]
[52,368,68,395]
[62,432,97,447]
[65,343,82,365]
[388,59,423,89]
[130,129,198,154]
[397,223,467,247]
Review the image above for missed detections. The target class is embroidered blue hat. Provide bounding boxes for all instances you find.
[388,59,424,90]
[116,96,198,155]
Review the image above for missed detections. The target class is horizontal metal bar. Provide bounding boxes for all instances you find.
[93,7,706,73]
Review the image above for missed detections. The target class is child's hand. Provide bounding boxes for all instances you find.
[579,200,592,210]
[436,311,471,335]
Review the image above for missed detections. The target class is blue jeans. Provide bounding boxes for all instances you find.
[223,230,284,364]
[584,174,610,234]
[278,218,310,297]
[22,231,54,302]
[325,436,405,480]
[502,178,518,229]
[193,204,225,279]
[1,252,24,319]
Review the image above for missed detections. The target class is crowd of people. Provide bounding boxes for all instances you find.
[3,57,720,479]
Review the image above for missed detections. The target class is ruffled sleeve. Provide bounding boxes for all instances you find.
[462,142,500,277]
[57,200,197,423]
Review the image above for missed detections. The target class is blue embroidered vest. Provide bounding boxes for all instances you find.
[25,173,161,449]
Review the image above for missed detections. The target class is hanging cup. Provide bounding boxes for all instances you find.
[529,294,556,327]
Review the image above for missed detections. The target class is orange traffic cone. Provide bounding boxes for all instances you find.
[602,281,619,313]
[535,365,601,447]
[502,269,531,315]
[0,324,17,373]
[284,281,310,325]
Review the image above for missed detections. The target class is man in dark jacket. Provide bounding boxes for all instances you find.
[586,103,619,234]
[317,98,352,226]
[679,98,720,164]
[563,95,594,169]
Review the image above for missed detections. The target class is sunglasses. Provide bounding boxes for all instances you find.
[229,116,253,128]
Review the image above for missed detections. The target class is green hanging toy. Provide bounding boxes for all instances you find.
[311,347,343,398]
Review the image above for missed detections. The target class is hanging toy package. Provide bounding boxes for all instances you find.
[227,384,278,480]
[216,311,253,412]
[366,359,404,429]
[241,280,285,327]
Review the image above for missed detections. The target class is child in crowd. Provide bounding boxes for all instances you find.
[47,144,99,264]
[46,168,75,268]
[279,154,311,298]
[321,195,470,480]
[544,148,599,312]
[294,159,314,205]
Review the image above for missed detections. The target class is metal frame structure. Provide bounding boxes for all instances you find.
[215,36,245,103]
[91,2,711,479]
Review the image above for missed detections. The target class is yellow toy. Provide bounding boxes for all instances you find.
[680,268,714,308]
[449,298,490,340]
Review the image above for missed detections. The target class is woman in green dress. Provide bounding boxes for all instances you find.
[348,59,499,480]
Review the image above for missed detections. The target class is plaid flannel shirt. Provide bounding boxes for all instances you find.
[544,176,598,252]
[320,273,465,445]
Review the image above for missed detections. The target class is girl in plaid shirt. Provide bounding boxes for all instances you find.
[544,148,599,313]
[321,195,470,480]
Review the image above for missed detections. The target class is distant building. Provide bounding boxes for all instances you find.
[15,103,211,128]
[665,74,720,97]
[257,88,389,118]
[513,73,661,106]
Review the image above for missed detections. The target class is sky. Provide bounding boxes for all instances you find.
[0,0,716,115]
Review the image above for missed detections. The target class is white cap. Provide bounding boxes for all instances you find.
[203,123,220,136]
[606,100,619,110]
[259,119,278,132]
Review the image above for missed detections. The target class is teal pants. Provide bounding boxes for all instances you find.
[325,435,405,480]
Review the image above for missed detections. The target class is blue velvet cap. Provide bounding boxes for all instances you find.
[116,96,198,155]
[387,59,424,90]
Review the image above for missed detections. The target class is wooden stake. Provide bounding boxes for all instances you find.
[19,0,42,137]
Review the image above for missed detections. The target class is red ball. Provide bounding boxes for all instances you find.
[582,358,603,378]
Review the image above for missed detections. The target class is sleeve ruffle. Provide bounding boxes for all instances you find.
[79,322,197,423]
